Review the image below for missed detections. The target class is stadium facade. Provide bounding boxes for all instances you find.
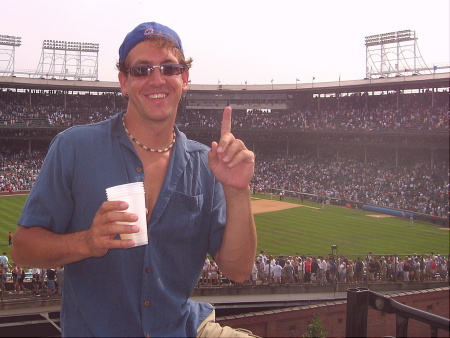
[1,72,448,158]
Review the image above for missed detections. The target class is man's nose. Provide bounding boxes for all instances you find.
[147,67,166,84]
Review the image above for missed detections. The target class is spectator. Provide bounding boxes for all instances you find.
[282,260,294,285]
[355,257,364,283]
[272,261,282,285]
[31,267,41,295]
[56,266,64,296]
[46,268,56,296]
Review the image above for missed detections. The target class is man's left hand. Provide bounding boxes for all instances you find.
[208,106,255,189]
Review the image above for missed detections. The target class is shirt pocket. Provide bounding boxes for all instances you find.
[159,192,204,243]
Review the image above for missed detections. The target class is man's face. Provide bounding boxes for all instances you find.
[119,40,189,123]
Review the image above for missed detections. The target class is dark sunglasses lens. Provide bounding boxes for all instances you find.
[161,64,184,76]
[130,66,151,77]
[128,65,184,77]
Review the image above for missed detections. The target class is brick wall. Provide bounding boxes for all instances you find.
[216,287,449,337]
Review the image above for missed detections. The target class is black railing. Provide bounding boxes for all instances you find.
[346,288,450,337]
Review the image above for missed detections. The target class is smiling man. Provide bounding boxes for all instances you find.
[12,22,257,337]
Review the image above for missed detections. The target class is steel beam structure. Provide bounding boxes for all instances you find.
[0,35,21,76]
[33,40,99,81]
[364,30,444,79]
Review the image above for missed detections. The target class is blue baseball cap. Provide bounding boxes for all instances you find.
[119,22,183,62]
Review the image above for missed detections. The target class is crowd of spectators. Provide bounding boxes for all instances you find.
[0,90,123,127]
[1,89,448,132]
[2,147,448,219]
[1,88,448,216]
[178,90,448,131]
[245,252,449,286]
[252,152,449,218]
[198,251,449,287]
[0,148,44,192]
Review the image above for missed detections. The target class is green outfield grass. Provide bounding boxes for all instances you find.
[0,195,28,257]
[253,195,449,258]
[1,194,448,262]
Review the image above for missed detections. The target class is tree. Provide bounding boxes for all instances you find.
[303,314,327,338]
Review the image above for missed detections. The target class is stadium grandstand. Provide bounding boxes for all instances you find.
[0,71,449,223]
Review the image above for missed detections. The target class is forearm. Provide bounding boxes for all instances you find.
[214,186,257,282]
[11,226,91,269]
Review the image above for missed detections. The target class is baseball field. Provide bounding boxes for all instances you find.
[0,194,448,261]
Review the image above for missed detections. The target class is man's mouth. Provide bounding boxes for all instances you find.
[146,93,167,99]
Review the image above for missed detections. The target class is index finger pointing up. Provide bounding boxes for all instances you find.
[221,106,232,137]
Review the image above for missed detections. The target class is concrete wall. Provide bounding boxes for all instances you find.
[216,287,450,337]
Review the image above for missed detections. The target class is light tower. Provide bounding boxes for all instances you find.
[0,35,22,76]
[34,40,99,80]
[365,30,431,79]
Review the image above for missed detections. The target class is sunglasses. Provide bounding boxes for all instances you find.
[126,64,185,77]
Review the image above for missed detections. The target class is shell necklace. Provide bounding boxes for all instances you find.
[122,115,175,153]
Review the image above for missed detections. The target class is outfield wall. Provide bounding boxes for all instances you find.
[363,205,415,219]
[266,188,449,227]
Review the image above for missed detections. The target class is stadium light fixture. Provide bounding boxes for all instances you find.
[0,35,21,47]
[365,30,414,47]
[43,40,99,52]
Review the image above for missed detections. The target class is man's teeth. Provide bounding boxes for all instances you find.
[146,93,166,99]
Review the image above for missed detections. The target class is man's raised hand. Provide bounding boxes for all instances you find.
[208,106,255,189]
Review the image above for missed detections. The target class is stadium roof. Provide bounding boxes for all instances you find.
[0,72,448,94]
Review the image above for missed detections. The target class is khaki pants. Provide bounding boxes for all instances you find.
[197,310,258,338]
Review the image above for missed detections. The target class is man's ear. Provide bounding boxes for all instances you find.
[118,71,128,95]
[182,69,189,92]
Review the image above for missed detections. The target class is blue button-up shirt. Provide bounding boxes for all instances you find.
[19,112,226,337]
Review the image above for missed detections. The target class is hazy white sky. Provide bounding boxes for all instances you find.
[1,0,449,85]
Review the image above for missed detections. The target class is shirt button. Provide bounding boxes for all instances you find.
[136,167,142,173]
[145,267,151,273]
[144,300,150,307]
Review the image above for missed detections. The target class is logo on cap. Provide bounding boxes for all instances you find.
[144,28,155,36]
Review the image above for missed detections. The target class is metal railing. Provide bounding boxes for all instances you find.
[346,288,450,337]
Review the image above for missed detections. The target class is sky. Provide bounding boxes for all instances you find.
[1,0,449,85]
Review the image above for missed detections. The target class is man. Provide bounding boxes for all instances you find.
[56,266,64,296]
[368,259,377,281]
[11,22,257,337]
[282,260,294,285]
[46,268,56,296]
[263,260,272,284]
[355,257,364,283]
[311,257,319,284]
[31,267,41,295]
[272,261,282,285]
[258,250,267,263]
[0,252,9,288]
[304,257,312,283]
[318,256,327,285]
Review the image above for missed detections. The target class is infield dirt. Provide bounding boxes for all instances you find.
[251,198,319,214]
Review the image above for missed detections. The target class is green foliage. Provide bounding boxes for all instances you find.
[303,314,327,338]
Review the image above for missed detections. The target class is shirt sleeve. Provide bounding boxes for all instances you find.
[18,131,75,233]
[206,177,226,259]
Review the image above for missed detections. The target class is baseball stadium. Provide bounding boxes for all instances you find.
[0,29,449,337]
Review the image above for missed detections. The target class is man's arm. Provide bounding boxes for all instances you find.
[214,185,256,282]
[12,226,92,268]
[11,201,140,268]
[208,107,257,282]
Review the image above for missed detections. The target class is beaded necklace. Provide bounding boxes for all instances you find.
[122,115,176,153]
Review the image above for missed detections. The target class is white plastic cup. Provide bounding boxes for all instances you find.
[105,182,148,247]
